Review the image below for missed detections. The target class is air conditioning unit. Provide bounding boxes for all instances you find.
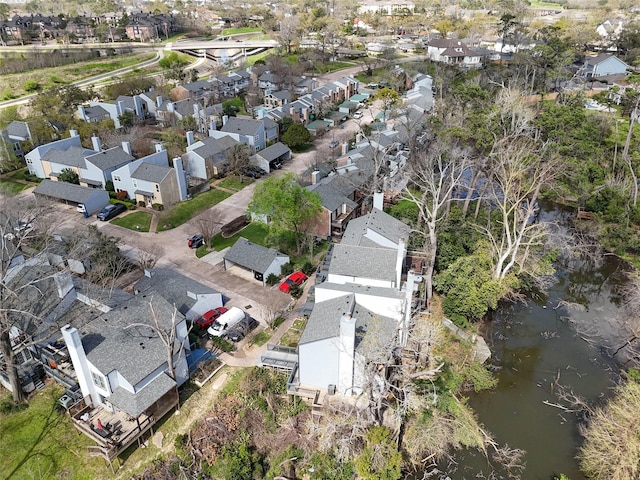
[327,384,336,395]
[59,394,75,409]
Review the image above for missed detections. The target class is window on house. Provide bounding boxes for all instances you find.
[113,175,121,182]
[132,180,137,188]
[91,371,106,389]
[155,184,160,192]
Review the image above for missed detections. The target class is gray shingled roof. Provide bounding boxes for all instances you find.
[220,117,262,136]
[108,372,175,417]
[224,237,288,273]
[341,208,410,247]
[192,135,238,159]
[299,292,397,359]
[135,268,219,316]
[131,162,172,183]
[256,142,290,162]
[85,146,134,171]
[41,146,95,168]
[115,95,136,110]
[82,294,183,386]
[307,183,357,212]
[6,121,30,140]
[299,294,355,344]
[84,105,109,120]
[33,179,106,203]
[328,244,398,283]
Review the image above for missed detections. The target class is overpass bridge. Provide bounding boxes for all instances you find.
[165,39,278,64]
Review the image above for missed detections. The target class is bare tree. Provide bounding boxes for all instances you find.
[193,209,222,247]
[0,192,57,402]
[225,143,251,180]
[403,141,469,304]
[125,301,190,406]
[260,296,283,330]
[278,14,300,54]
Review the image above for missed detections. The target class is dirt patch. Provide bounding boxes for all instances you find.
[221,215,249,237]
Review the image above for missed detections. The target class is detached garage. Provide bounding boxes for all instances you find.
[33,179,110,215]
[223,237,289,285]
[253,142,292,173]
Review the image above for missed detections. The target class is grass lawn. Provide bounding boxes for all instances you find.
[246,50,271,66]
[216,176,254,191]
[222,27,263,35]
[157,189,231,231]
[279,317,308,348]
[1,52,155,98]
[0,178,31,195]
[0,384,105,479]
[210,222,269,250]
[250,329,272,347]
[111,211,153,232]
[8,168,39,182]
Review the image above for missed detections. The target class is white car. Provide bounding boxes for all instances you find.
[353,111,363,119]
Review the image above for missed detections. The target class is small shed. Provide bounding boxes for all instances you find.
[338,101,358,114]
[33,179,110,215]
[223,237,289,285]
[306,120,331,137]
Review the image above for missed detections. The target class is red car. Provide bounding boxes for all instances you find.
[279,271,307,293]
[195,307,228,329]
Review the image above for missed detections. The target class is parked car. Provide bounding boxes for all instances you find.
[244,166,265,178]
[208,307,247,337]
[353,111,363,119]
[279,271,308,293]
[195,307,228,329]
[97,203,126,221]
[329,140,339,149]
[188,234,205,249]
[270,160,282,169]
[225,317,259,342]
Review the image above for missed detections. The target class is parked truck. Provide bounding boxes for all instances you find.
[207,307,246,337]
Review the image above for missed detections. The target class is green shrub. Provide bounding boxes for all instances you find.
[0,396,28,414]
[210,336,234,352]
[281,262,294,276]
[266,273,280,286]
[138,200,145,207]
[301,261,315,276]
[105,180,114,192]
[152,203,164,211]
[289,284,303,299]
[24,80,41,92]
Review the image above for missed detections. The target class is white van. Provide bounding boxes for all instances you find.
[207,307,246,337]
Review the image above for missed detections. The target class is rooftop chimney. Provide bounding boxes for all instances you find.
[91,135,101,152]
[122,141,132,155]
[69,129,79,137]
[155,143,164,153]
[338,313,356,395]
[186,131,195,146]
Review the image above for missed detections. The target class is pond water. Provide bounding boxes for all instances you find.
[436,207,631,479]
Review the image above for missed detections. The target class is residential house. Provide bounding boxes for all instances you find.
[223,237,290,285]
[216,116,267,153]
[81,95,146,128]
[579,53,629,78]
[291,200,421,396]
[182,134,240,180]
[112,148,187,208]
[61,293,188,462]
[171,80,217,101]
[156,98,199,126]
[134,268,224,322]
[426,39,483,68]
[0,254,131,394]
[264,90,291,109]
[77,105,111,124]
[357,0,415,15]
[138,90,166,118]
[125,12,175,41]
[65,16,96,42]
[2,120,32,157]
[307,182,359,239]
[25,131,135,188]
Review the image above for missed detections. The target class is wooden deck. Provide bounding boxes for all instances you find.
[68,389,178,463]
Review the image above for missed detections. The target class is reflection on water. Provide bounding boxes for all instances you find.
[436,250,626,478]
